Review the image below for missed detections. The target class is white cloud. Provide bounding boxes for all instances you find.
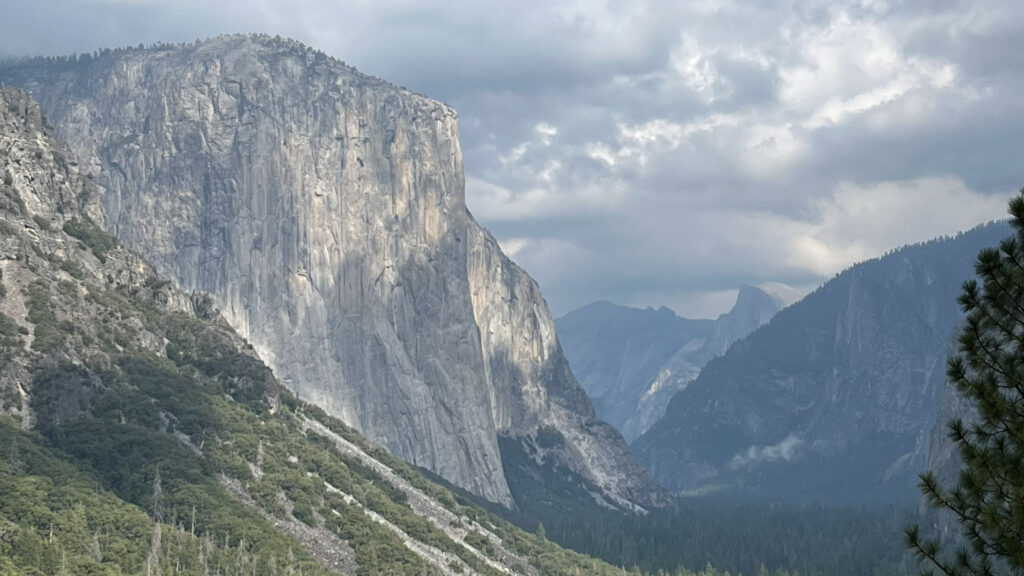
[728,434,804,470]
[799,177,1009,275]
[534,122,558,145]
[497,237,530,259]
[585,142,617,167]
[671,34,726,104]
[708,177,1008,279]
[740,123,807,179]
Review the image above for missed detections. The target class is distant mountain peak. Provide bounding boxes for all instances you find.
[557,282,791,442]
[757,281,804,308]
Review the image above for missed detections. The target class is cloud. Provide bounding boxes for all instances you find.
[1,0,1021,318]
[497,176,1007,317]
[728,434,804,470]
[800,177,1008,274]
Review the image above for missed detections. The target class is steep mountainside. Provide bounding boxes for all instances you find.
[0,35,662,510]
[634,223,1010,504]
[922,362,975,540]
[0,86,671,576]
[557,284,791,442]
[925,332,972,497]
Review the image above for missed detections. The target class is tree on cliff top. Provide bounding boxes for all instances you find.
[906,191,1024,575]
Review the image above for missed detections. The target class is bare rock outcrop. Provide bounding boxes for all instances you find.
[0,35,663,509]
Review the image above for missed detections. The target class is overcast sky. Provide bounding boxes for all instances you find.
[2,0,1021,318]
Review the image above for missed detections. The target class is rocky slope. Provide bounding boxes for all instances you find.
[557,284,793,442]
[0,85,665,576]
[633,223,1010,504]
[922,359,975,539]
[924,331,973,496]
[0,35,663,510]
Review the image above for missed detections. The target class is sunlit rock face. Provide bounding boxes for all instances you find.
[634,223,1009,505]
[0,35,664,510]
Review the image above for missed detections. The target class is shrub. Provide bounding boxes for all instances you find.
[32,215,51,231]
[62,218,117,263]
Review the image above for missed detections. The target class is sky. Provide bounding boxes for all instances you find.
[1,0,1021,318]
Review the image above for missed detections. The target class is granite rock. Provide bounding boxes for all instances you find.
[0,35,663,509]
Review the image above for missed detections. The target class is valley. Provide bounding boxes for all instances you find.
[0,28,1017,576]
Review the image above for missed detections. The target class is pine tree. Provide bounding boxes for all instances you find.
[6,436,22,475]
[89,530,103,563]
[147,469,164,576]
[905,191,1024,575]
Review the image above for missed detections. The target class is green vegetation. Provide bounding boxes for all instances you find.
[907,192,1024,574]
[58,258,84,280]
[535,425,565,449]
[482,434,915,576]
[534,500,915,576]
[22,309,359,574]
[25,281,71,354]
[0,416,329,575]
[0,220,16,238]
[0,312,22,375]
[0,313,19,340]
[108,133,139,148]
[62,217,117,263]
[9,262,673,574]
[0,178,26,216]
[0,417,153,575]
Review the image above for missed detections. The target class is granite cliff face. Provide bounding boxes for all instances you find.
[922,359,975,539]
[0,88,648,575]
[634,223,1009,504]
[0,35,663,509]
[0,86,171,421]
[557,284,793,442]
[924,330,972,495]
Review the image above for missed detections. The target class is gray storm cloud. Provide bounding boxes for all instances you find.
[1,0,1020,317]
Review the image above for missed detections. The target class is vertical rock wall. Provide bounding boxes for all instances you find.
[1,35,662,508]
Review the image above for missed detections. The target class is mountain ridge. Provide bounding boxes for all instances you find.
[633,221,1010,504]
